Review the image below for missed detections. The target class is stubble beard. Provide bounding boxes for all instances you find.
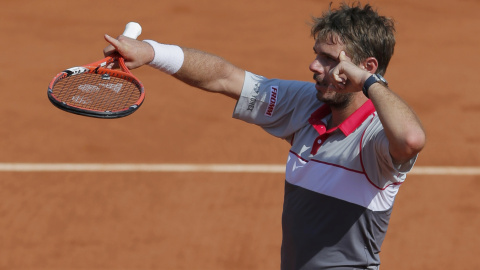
[314,73,354,110]
[316,90,354,110]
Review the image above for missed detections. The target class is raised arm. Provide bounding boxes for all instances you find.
[103,34,244,100]
[331,51,426,165]
[366,81,426,165]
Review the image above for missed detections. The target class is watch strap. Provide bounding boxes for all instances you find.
[362,74,380,98]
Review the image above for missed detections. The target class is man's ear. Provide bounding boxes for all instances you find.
[362,57,379,74]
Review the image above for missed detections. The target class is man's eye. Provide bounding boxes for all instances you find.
[325,57,336,62]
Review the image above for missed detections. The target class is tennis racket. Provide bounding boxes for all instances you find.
[48,22,145,119]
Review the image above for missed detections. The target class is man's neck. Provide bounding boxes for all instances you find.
[328,94,369,129]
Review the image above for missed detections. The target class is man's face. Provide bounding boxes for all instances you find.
[309,37,354,109]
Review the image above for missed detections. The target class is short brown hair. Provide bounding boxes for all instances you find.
[311,2,396,75]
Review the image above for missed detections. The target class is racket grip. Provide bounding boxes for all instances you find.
[123,22,142,39]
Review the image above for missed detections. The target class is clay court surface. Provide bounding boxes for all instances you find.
[1,0,479,269]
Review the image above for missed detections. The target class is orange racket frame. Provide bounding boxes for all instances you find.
[48,22,144,119]
[48,55,145,118]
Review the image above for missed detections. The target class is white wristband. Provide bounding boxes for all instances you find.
[143,40,184,75]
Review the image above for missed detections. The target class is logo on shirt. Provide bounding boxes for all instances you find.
[265,86,278,117]
[247,82,260,111]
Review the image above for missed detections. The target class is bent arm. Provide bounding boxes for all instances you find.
[104,35,244,100]
[330,51,426,165]
[368,84,426,165]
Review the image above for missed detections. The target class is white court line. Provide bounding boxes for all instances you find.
[0,163,286,173]
[410,166,480,175]
[0,163,478,175]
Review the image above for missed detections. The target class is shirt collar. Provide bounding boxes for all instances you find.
[308,100,376,136]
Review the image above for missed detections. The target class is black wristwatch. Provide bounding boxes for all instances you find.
[362,74,388,98]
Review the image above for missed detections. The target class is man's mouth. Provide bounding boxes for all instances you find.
[313,78,329,91]
[313,74,343,93]
[313,74,326,88]
[315,82,326,90]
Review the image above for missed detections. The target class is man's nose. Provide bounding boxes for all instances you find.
[309,59,324,74]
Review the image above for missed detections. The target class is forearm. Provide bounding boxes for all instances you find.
[173,48,244,99]
[144,40,244,99]
[368,84,426,164]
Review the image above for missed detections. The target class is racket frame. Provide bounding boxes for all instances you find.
[47,55,145,119]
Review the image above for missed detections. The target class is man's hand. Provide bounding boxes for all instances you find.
[329,51,372,92]
[103,34,154,70]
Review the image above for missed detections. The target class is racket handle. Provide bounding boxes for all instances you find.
[123,22,142,39]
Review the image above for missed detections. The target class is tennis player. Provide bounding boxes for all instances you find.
[104,2,426,269]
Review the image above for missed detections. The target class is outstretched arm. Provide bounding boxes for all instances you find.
[103,34,244,100]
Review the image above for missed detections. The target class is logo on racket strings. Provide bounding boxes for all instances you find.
[99,83,123,93]
[78,83,123,93]
[71,95,91,105]
[78,84,100,93]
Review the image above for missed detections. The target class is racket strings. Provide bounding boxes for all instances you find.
[53,72,141,112]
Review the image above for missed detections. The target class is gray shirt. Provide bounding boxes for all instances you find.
[233,71,417,270]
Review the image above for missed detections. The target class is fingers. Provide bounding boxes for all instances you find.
[339,51,351,62]
[331,76,346,90]
[104,34,126,68]
[332,51,372,90]
[104,34,118,46]
[332,69,346,84]
[103,34,120,57]
[102,34,152,70]
[330,52,348,90]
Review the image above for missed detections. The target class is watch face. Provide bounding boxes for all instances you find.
[377,74,388,85]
